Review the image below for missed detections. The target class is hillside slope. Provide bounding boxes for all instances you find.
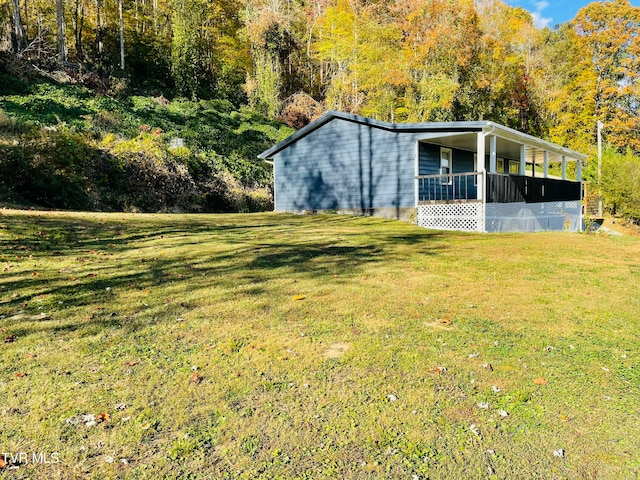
[0,65,293,212]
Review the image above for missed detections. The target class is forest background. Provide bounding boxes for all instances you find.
[1,0,639,222]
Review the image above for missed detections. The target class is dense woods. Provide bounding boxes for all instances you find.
[1,0,640,221]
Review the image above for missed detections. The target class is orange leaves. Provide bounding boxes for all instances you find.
[97,412,110,423]
[533,377,549,386]
[15,372,27,377]
[191,372,202,384]
[123,360,139,367]
[428,366,447,375]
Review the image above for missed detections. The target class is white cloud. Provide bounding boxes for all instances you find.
[532,1,553,29]
[532,11,553,29]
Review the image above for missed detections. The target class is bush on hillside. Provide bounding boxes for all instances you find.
[600,146,640,223]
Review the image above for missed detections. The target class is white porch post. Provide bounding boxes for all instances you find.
[476,132,486,201]
[414,141,420,207]
[576,158,582,183]
[543,151,549,178]
[489,135,497,173]
[519,145,526,176]
[476,131,487,233]
[561,156,567,180]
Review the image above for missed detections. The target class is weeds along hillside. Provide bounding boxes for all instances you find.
[0,69,293,213]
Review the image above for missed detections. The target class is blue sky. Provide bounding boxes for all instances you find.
[503,0,640,29]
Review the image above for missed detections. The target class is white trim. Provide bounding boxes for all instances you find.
[414,141,420,207]
[272,157,277,211]
[473,154,478,186]
[440,147,453,185]
[489,135,497,172]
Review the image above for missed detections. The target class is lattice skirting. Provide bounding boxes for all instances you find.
[417,203,484,232]
[485,201,582,233]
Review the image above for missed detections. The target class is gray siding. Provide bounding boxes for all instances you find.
[418,143,479,200]
[274,118,419,212]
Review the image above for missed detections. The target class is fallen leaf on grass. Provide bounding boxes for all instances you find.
[32,271,39,276]
[293,295,305,301]
[97,413,110,422]
[4,335,16,343]
[191,372,202,384]
[88,273,97,278]
[483,363,493,371]
[428,366,447,375]
[0,457,5,468]
[533,377,549,385]
[123,360,139,367]
[15,372,27,377]
[439,317,452,325]
[560,414,570,422]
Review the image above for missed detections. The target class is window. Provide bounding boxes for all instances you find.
[509,160,520,175]
[497,158,504,173]
[440,148,452,185]
[473,154,478,185]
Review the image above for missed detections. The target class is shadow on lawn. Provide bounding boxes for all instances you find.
[0,212,450,335]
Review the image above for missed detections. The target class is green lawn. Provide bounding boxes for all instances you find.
[1,209,639,479]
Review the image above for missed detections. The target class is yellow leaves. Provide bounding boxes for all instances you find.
[293,295,305,301]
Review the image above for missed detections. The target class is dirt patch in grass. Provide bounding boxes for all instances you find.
[323,342,351,358]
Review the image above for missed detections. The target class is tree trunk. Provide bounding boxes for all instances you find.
[56,0,67,61]
[96,0,103,55]
[12,0,24,52]
[119,0,125,70]
[74,0,83,59]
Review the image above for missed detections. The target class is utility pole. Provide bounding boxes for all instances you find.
[597,120,603,217]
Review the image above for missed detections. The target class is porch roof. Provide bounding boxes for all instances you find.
[258,111,587,163]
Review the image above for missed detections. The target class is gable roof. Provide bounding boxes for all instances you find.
[258,110,588,163]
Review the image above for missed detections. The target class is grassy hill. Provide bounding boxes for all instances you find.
[0,67,293,212]
[1,209,639,478]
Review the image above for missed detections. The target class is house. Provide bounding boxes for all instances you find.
[258,111,587,233]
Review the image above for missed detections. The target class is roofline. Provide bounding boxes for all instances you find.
[258,111,587,161]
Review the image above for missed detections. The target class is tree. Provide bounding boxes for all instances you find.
[574,0,640,152]
[56,0,67,61]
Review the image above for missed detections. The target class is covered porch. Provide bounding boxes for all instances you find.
[414,126,587,232]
